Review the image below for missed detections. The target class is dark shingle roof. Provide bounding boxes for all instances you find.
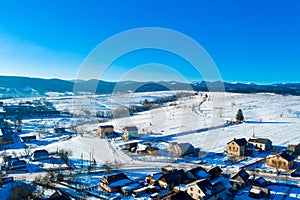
[105,173,130,184]
[248,138,271,144]
[253,177,268,187]
[178,143,194,152]
[228,138,247,146]
[212,181,227,195]
[188,166,210,179]
[231,169,250,182]
[162,169,189,186]
[208,166,223,176]
[168,191,194,200]
[280,152,294,162]
[196,179,213,193]
[100,125,114,129]
[123,126,138,131]
[33,149,49,156]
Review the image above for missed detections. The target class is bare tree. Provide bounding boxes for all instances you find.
[58,149,73,166]
[9,182,36,200]
[103,161,112,174]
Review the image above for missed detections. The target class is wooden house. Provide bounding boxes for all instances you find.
[226,138,253,157]
[249,185,270,199]
[186,179,213,200]
[158,169,190,190]
[186,166,210,180]
[265,152,294,169]
[9,160,26,170]
[121,183,142,196]
[169,142,195,157]
[31,149,49,161]
[122,126,138,140]
[288,144,300,154]
[248,138,272,151]
[97,125,114,138]
[100,173,132,193]
[208,166,223,180]
[20,135,36,143]
[230,169,250,190]
[145,173,163,185]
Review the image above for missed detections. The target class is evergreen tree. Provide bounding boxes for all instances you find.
[236,109,244,122]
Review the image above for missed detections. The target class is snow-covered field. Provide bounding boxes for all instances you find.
[2,92,300,165]
[81,92,300,153]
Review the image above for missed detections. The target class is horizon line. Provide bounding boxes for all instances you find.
[0,74,299,86]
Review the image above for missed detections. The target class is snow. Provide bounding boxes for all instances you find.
[2,91,300,199]
[44,135,132,165]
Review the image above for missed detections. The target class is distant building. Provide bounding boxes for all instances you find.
[208,166,223,180]
[169,142,195,157]
[145,173,163,186]
[248,138,272,151]
[288,144,300,154]
[226,138,253,157]
[230,169,250,190]
[265,152,294,169]
[0,128,14,145]
[158,169,190,190]
[186,179,212,200]
[100,173,132,193]
[121,183,142,196]
[20,135,36,143]
[31,149,49,161]
[9,160,27,170]
[97,125,114,138]
[122,126,138,140]
[249,178,270,199]
[186,166,211,180]
[54,127,65,133]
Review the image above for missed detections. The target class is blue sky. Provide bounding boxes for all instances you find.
[0,0,299,84]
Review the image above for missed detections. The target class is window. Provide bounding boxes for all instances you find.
[190,187,193,191]
[198,189,201,194]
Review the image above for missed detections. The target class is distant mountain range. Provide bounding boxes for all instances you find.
[0,76,300,98]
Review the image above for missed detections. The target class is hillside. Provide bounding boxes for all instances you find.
[0,76,300,98]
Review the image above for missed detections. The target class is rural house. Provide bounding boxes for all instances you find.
[186,166,211,180]
[169,142,195,157]
[288,144,300,154]
[20,135,36,143]
[97,125,114,138]
[145,173,163,186]
[249,177,270,199]
[187,179,212,200]
[208,166,223,180]
[122,126,138,140]
[226,138,253,157]
[265,152,294,169]
[9,160,27,170]
[158,169,190,190]
[100,173,132,193]
[31,149,49,161]
[54,127,65,133]
[230,169,250,190]
[248,138,272,151]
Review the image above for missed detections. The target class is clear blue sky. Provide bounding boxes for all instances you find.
[0,0,299,84]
